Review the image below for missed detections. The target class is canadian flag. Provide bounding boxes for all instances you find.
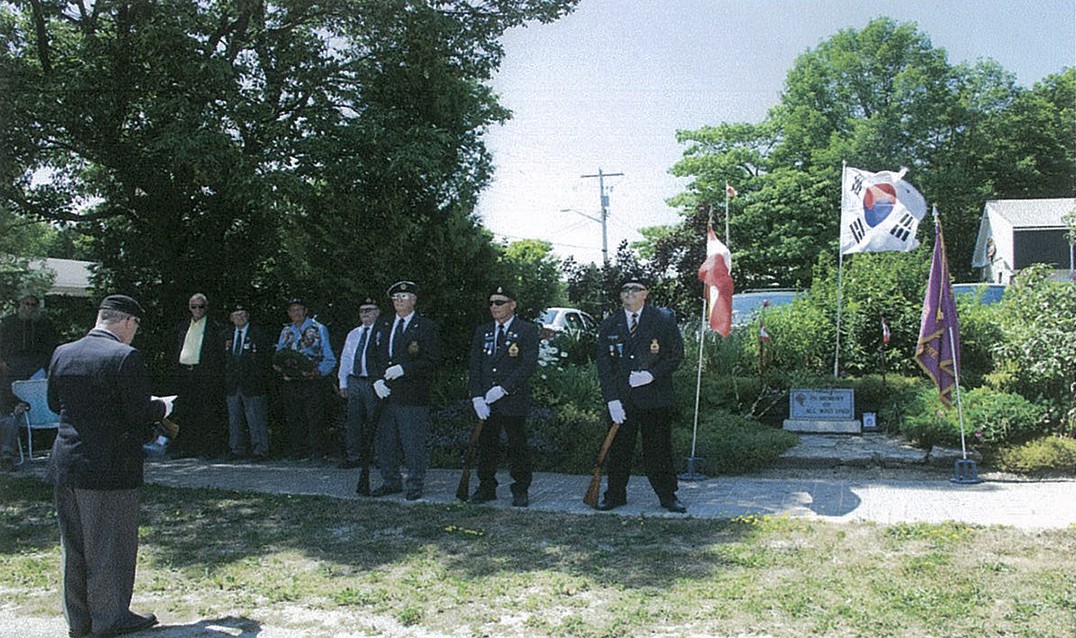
[759,323,770,342]
[697,224,734,336]
[726,183,737,198]
[882,318,891,344]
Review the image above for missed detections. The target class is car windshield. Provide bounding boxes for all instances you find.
[536,309,559,325]
[731,291,799,326]
[952,284,1006,305]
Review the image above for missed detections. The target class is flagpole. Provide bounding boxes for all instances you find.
[681,290,708,481]
[834,161,847,379]
[724,184,731,246]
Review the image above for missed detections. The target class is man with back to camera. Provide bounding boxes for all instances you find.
[595,278,687,513]
[45,294,174,638]
[467,285,540,507]
[368,281,441,501]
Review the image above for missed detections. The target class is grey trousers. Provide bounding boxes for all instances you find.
[54,485,140,637]
[226,391,270,457]
[375,403,430,492]
[343,377,377,463]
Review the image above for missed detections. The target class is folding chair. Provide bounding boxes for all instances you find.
[10,379,61,461]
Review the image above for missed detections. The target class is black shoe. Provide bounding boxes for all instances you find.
[338,459,361,469]
[598,497,626,511]
[469,489,496,504]
[660,498,687,513]
[405,489,423,501]
[512,493,529,508]
[93,611,158,637]
[225,452,245,462]
[250,454,270,463]
[370,484,402,497]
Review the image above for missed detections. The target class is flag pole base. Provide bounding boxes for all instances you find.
[950,459,982,484]
[678,456,708,482]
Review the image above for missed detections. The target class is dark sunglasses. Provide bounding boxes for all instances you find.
[620,285,646,293]
[489,299,511,306]
[189,304,206,309]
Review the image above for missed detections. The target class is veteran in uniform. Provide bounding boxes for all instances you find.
[467,285,540,507]
[45,295,171,638]
[368,281,441,501]
[595,278,687,513]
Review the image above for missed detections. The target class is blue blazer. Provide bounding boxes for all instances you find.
[468,317,540,417]
[369,313,441,406]
[596,305,684,410]
[45,329,166,490]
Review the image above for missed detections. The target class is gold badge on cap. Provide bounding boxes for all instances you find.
[650,338,660,354]
[508,342,519,357]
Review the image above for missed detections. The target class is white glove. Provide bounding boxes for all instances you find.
[153,395,176,418]
[629,371,654,388]
[373,379,392,399]
[607,399,626,424]
[384,364,404,380]
[484,385,507,404]
[472,397,491,420]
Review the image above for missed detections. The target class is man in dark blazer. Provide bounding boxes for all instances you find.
[467,285,540,507]
[224,305,271,461]
[595,278,687,513]
[368,281,441,501]
[171,293,226,458]
[45,295,171,638]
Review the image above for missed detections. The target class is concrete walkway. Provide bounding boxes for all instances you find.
[133,433,1076,530]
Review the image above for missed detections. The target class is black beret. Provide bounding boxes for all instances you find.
[286,297,305,307]
[99,294,145,318]
[387,281,418,297]
[489,285,516,301]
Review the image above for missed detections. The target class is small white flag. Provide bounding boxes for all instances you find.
[840,166,927,254]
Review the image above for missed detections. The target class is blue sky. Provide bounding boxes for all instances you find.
[475,0,1076,264]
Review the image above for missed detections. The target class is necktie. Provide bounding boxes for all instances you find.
[496,324,507,355]
[353,327,368,376]
[629,313,639,340]
[234,329,243,356]
[390,318,405,357]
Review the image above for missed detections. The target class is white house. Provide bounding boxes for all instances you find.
[29,258,95,297]
[971,198,1075,284]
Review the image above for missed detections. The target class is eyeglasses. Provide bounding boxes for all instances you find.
[189,304,206,309]
[620,285,646,294]
[489,299,511,306]
[359,307,378,313]
[129,316,141,326]
[391,294,413,301]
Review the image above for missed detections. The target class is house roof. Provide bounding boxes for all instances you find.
[983,198,1075,229]
[30,258,95,297]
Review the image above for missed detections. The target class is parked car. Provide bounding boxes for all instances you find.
[951,283,1006,305]
[536,307,598,340]
[731,289,800,327]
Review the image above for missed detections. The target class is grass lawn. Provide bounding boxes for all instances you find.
[1,474,1073,638]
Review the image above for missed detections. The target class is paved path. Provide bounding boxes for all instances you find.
[5,435,1074,638]
[138,454,1076,530]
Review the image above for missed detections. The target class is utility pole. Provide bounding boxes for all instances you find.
[581,167,623,265]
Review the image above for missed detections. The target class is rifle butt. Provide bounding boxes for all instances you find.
[455,420,485,502]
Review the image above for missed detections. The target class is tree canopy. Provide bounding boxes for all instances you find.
[660,18,1075,316]
[1,0,578,363]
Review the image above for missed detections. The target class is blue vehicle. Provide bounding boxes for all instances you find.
[731,289,800,327]
[951,283,1006,305]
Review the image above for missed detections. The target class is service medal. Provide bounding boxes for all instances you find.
[508,342,519,357]
[650,338,660,354]
[408,340,420,355]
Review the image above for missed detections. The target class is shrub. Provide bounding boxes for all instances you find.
[987,436,1076,475]
[671,408,798,475]
[901,385,1047,449]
